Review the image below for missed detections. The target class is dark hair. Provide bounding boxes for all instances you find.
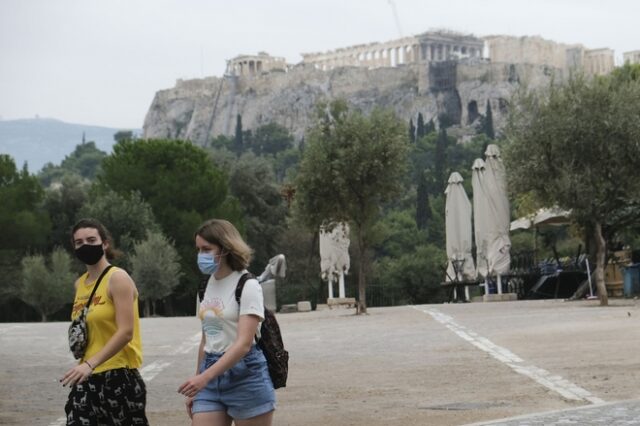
[195,219,252,271]
[71,218,122,260]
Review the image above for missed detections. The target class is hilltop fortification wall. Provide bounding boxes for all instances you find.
[143,61,559,145]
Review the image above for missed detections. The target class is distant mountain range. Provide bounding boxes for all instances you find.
[0,118,140,173]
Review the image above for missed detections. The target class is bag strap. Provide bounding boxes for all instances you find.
[235,272,259,343]
[234,272,255,304]
[84,265,114,310]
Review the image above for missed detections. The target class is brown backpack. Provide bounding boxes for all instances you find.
[235,272,289,389]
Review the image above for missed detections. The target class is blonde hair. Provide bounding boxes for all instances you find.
[195,219,252,271]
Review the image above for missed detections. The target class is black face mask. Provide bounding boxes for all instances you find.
[75,244,105,265]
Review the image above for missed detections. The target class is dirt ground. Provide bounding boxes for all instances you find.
[1,298,639,426]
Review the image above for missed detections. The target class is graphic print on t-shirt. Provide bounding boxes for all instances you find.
[200,296,225,337]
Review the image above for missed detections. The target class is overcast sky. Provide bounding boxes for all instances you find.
[0,0,637,129]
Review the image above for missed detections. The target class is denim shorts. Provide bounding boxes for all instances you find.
[191,345,276,420]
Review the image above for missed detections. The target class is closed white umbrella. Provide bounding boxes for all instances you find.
[445,172,476,285]
[483,145,511,280]
[319,222,350,299]
[472,158,490,278]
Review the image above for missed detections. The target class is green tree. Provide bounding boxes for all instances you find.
[434,128,448,193]
[42,174,89,251]
[373,244,446,305]
[98,139,241,313]
[130,231,183,316]
[482,100,495,140]
[228,153,288,270]
[98,139,236,245]
[234,114,244,153]
[209,134,233,150]
[273,148,301,183]
[78,190,160,269]
[294,100,410,313]
[415,171,431,230]
[20,247,75,321]
[251,123,294,156]
[416,112,425,139]
[409,118,416,143]
[39,141,107,186]
[114,130,134,143]
[0,155,50,318]
[425,119,436,135]
[504,74,640,306]
[0,155,50,250]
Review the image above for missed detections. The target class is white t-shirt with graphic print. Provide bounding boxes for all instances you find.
[199,270,264,354]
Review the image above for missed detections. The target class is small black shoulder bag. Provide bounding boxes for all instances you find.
[68,265,113,359]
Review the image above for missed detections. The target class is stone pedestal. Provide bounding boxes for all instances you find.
[280,304,298,313]
[327,297,356,309]
[483,293,518,302]
[297,301,312,312]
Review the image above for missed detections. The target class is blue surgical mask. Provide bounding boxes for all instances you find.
[197,253,219,275]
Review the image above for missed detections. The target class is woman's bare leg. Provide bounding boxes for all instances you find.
[234,410,273,426]
[192,411,233,426]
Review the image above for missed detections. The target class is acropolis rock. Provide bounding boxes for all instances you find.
[142,31,619,144]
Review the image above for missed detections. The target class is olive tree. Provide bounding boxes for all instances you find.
[130,231,183,316]
[294,100,410,313]
[504,69,640,305]
[21,247,75,321]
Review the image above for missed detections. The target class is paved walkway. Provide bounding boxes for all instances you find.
[466,399,640,425]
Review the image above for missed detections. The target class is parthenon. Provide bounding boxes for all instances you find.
[224,31,627,78]
[300,30,484,71]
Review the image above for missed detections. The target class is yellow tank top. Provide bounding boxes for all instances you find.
[71,266,143,373]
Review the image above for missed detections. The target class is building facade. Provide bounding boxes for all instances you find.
[226,52,287,77]
[485,35,615,76]
[624,50,640,65]
[300,30,485,71]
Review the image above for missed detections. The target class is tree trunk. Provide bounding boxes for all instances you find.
[356,228,367,314]
[144,299,151,318]
[41,312,47,322]
[152,300,157,316]
[594,222,609,306]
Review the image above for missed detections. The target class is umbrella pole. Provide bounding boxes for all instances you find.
[533,226,538,264]
[585,258,597,299]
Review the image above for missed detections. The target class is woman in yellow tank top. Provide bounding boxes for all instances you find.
[60,218,148,426]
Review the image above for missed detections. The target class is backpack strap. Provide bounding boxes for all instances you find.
[234,272,255,304]
[235,272,259,343]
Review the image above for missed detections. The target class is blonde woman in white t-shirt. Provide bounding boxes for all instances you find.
[178,219,275,426]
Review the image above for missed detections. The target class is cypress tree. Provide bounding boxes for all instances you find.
[483,100,495,140]
[435,128,448,192]
[425,119,436,135]
[416,113,425,139]
[409,118,416,143]
[234,114,243,153]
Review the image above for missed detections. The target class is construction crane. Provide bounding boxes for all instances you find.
[388,0,403,38]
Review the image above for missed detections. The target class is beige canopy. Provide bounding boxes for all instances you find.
[445,172,476,282]
[472,158,489,278]
[481,145,511,275]
[510,207,572,231]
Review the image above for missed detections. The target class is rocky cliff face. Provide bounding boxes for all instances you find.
[143,60,559,145]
